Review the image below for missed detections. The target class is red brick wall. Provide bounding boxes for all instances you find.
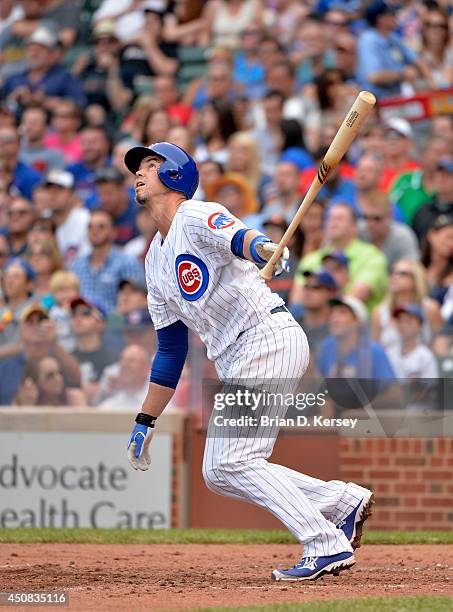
[340,438,453,530]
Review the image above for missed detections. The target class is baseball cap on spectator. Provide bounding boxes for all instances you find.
[123,309,153,329]
[303,269,337,290]
[365,0,398,26]
[432,213,453,231]
[20,302,49,323]
[385,117,413,140]
[329,296,368,324]
[95,167,124,184]
[43,169,74,190]
[4,258,36,281]
[436,158,453,173]
[27,26,58,49]
[322,251,349,268]
[92,19,118,41]
[70,297,107,320]
[393,303,424,323]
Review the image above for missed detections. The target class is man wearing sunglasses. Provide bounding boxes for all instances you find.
[358,190,419,271]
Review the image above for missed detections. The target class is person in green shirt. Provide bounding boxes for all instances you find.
[290,203,388,311]
[390,136,450,224]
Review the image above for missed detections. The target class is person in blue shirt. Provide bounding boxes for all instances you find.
[91,166,138,246]
[317,295,398,411]
[233,26,266,100]
[357,0,433,99]
[70,209,144,314]
[317,295,396,380]
[66,126,111,205]
[2,26,86,112]
[0,125,41,200]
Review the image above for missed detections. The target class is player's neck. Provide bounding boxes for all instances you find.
[147,195,185,238]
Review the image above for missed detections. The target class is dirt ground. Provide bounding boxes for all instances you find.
[0,544,452,611]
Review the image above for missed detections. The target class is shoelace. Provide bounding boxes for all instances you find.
[295,556,318,570]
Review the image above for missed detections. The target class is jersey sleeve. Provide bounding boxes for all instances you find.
[145,253,179,330]
[183,201,247,265]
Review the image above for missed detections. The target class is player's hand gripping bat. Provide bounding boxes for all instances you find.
[259,91,376,280]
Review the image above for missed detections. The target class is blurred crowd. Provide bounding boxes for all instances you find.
[0,0,452,410]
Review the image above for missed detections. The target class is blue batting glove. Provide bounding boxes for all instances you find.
[127,422,153,471]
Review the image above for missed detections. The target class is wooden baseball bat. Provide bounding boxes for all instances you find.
[259,90,376,280]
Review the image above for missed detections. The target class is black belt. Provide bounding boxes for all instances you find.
[237,305,289,340]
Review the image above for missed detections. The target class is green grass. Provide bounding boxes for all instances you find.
[194,597,453,612]
[0,529,452,545]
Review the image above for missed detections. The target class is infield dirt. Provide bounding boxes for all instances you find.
[1,543,452,610]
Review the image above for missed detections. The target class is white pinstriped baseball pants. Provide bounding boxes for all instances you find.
[203,311,368,557]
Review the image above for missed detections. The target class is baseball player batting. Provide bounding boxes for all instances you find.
[124,141,374,581]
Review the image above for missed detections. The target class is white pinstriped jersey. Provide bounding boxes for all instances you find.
[145,199,282,360]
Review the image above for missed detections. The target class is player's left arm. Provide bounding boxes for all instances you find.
[127,320,188,471]
[231,228,290,276]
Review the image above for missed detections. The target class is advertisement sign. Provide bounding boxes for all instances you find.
[0,432,172,529]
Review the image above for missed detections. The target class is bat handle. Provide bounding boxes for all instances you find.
[259,262,274,281]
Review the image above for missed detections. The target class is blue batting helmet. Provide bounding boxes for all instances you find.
[124,142,199,199]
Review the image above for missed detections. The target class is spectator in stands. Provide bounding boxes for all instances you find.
[15,354,86,407]
[432,327,453,379]
[355,153,384,206]
[67,126,111,205]
[391,136,451,225]
[250,90,285,176]
[70,296,118,405]
[123,207,157,260]
[25,237,62,301]
[421,214,453,299]
[309,68,356,129]
[97,344,153,409]
[202,0,265,49]
[417,5,452,89]
[261,161,301,225]
[317,295,396,381]
[0,258,35,351]
[381,118,420,192]
[295,203,388,311]
[0,299,80,406]
[263,61,320,152]
[279,118,314,172]
[74,20,133,117]
[290,17,331,88]
[358,191,419,271]
[121,309,155,355]
[2,27,86,113]
[0,125,41,200]
[27,214,56,248]
[371,259,442,352]
[193,99,238,164]
[355,122,386,160]
[2,196,35,258]
[153,74,192,126]
[116,279,148,316]
[120,2,178,78]
[205,173,259,222]
[332,32,357,82]
[387,304,438,379]
[141,108,171,146]
[227,132,272,207]
[47,270,80,352]
[357,0,433,99]
[43,99,82,165]
[233,25,265,100]
[112,139,139,190]
[412,159,453,245]
[41,169,90,264]
[70,209,144,314]
[41,0,80,47]
[294,269,338,348]
[298,200,325,259]
[0,1,23,40]
[185,59,236,111]
[94,167,138,245]
[167,125,194,154]
[321,251,350,295]
[19,104,63,173]
[194,159,224,200]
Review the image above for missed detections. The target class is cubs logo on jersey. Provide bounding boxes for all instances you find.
[207,212,236,230]
[175,254,209,301]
